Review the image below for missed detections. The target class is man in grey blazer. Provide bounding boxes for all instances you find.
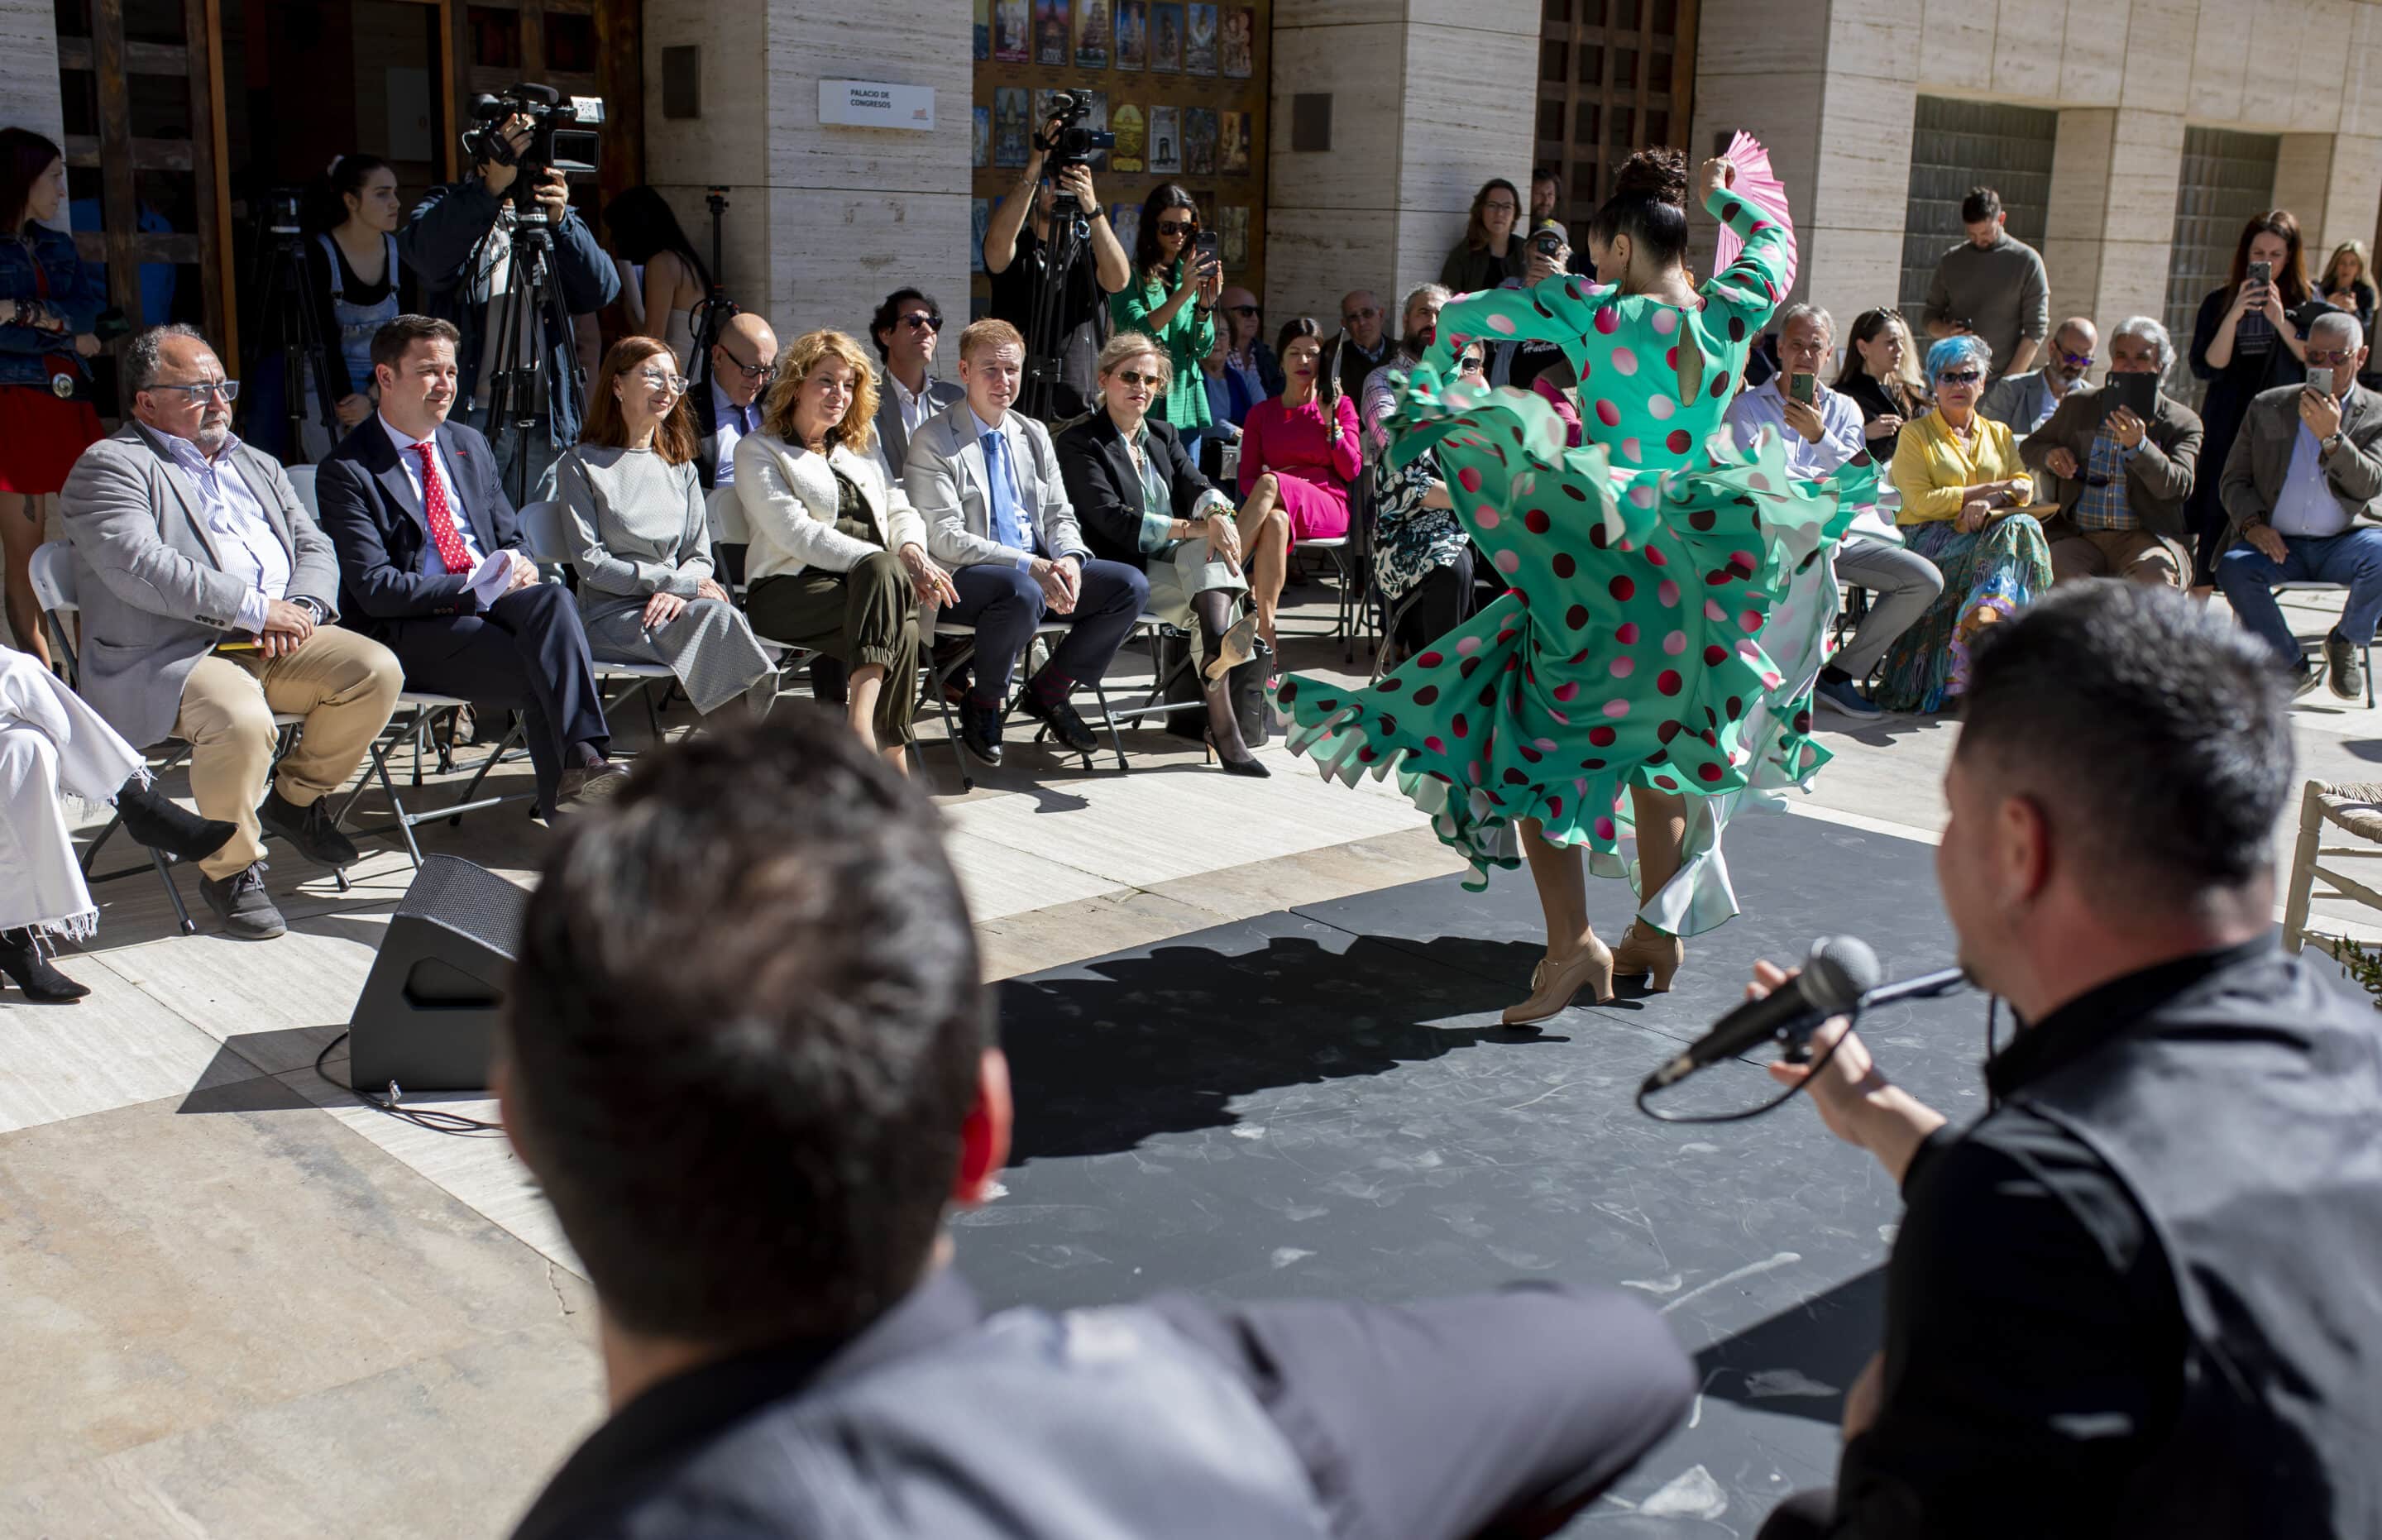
[870,287,966,478]
[1979,316,2097,435]
[60,326,403,938]
[903,318,1149,767]
[2215,312,2382,699]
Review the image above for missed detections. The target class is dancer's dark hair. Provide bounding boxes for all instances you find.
[1587,147,1690,272]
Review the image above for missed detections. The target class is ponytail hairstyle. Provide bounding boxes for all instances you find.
[306,152,395,236]
[1586,147,1691,277]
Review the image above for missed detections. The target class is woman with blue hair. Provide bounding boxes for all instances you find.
[1873,332,2051,712]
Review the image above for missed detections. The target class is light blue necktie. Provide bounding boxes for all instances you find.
[982,428,1037,555]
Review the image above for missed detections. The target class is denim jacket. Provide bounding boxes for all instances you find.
[1,223,107,389]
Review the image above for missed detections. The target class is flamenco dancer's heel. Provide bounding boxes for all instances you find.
[1612,921,1685,992]
[1502,937,1615,1026]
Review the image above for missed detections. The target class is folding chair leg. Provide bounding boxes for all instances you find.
[151,846,198,936]
[2282,782,2324,954]
[1090,680,1130,772]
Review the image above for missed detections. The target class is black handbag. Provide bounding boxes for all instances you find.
[1230,637,1274,748]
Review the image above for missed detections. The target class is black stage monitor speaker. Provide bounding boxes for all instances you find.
[349,855,529,1092]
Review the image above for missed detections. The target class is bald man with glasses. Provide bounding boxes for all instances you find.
[694,312,779,494]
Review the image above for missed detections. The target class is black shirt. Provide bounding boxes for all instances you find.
[512,1268,1691,1539]
[988,223,1102,352]
[1822,946,2283,1538]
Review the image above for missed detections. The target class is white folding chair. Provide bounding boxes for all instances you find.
[517,498,682,739]
[31,542,338,934]
[2274,580,2377,709]
[285,462,320,520]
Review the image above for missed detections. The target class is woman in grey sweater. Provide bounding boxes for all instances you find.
[557,337,776,715]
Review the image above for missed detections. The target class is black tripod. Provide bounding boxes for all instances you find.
[685,186,737,403]
[479,215,583,508]
[1019,188,1092,423]
[246,221,337,465]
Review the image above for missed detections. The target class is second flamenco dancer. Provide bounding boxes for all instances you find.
[1274,146,1878,1025]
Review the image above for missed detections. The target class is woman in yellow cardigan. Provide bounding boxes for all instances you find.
[1873,333,2053,712]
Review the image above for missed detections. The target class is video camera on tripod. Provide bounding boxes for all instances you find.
[1017,93,1113,420]
[462,84,605,224]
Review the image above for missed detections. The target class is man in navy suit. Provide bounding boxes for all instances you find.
[315,315,625,818]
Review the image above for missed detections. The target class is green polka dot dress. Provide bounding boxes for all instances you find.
[1271,187,1879,932]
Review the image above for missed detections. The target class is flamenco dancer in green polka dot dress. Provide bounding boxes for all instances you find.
[1273,147,1877,1026]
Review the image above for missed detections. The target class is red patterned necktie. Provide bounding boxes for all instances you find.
[412,440,474,575]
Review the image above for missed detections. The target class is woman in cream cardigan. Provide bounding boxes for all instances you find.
[735,329,959,768]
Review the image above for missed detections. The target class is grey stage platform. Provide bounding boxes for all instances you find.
[956,807,2002,1533]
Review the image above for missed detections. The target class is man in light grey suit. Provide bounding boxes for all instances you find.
[869,287,966,478]
[903,318,1149,768]
[1979,316,2097,435]
[60,326,402,938]
[2215,312,2382,700]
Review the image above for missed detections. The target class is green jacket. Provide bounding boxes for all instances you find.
[1110,261,1217,432]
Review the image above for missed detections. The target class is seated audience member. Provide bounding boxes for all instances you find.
[1,646,235,999]
[1873,334,2050,715]
[692,312,777,493]
[2020,316,2203,588]
[869,287,964,478]
[905,318,1150,768]
[1335,289,1392,402]
[1054,332,1265,776]
[1374,341,1486,661]
[1978,315,2097,434]
[317,314,625,820]
[1362,284,1450,462]
[1757,582,2382,1540]
[1834,308,1930,458]
[556,337,776,719]
[1205,284,1282,433]
[1728,304,1942,720]
[1237,317,1360,656]
[2214,312,2382,700]
[735,329,956,768]
[60,325,402,938]
[498,713,1693,1540]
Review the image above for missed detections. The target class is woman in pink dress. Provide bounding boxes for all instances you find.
[1237,317,1360,655]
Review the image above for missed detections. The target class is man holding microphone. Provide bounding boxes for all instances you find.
[1751,581,2382,1538]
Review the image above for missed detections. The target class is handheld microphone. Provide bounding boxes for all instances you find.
[1641,935,1881,1093]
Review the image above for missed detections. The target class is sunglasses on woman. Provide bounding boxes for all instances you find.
[1936,369,1983,386]
[1155,218,1196,237]
[1114,368,1164,388]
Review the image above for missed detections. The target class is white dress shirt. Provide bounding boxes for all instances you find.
[887,371,940,440]
[710,378,762,488]
[160,431,290,634]
[1727,377,1865,479]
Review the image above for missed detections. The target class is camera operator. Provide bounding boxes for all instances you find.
[1750,581,2382,1539]
[983,110,1131,421]
[399,112,620,489]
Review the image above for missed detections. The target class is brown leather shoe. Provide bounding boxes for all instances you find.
[555,761,630,814]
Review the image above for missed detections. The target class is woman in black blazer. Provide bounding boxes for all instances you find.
[1055,332,1266,775]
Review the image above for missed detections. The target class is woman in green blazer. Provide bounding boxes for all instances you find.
[1111,183,1223,466]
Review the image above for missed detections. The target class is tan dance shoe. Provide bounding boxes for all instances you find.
[1502,936,1616,1026]
[1612,921,1685,992]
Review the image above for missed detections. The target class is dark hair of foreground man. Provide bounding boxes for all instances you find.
[497,709,1694,1540]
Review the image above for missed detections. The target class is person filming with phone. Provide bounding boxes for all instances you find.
[2017,316,2203,589]
[1112,184,1223,466]
[1750,580,2382,1540]
[2183,210,2334,588]
[1727,304,1943,720]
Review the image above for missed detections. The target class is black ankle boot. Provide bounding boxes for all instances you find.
[114,780,237,863]
[0,928,89,1002]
